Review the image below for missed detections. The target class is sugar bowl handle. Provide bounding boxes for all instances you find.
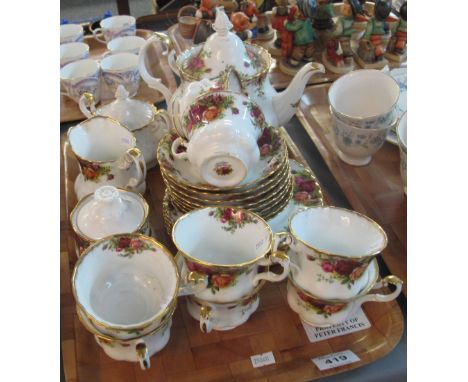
[252,232,292,285]
[79,92,97,118]
[178,271,209,296]
[135,341,150,370]
[171,137,189,160]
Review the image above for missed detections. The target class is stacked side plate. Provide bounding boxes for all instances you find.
[158,127,293,221]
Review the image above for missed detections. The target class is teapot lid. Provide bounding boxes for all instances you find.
[181,8,262,80]
[71,186,148,240]
[97,85,155,130]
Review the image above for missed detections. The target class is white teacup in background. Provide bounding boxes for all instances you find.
[60,42,90,68]
[60,59,101,104]
[92,15,136,43]
[101,53,140,98]
[397,112,407,194]
[60,23,84,44]
[107,35,146,55]
[328,69,400,129]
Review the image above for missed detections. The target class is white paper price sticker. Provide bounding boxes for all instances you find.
[312,350,360,371]
[302,308,371,343]
[250,352,276,368]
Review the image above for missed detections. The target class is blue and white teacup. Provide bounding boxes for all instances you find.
[92,15,136,44]
[60,59,101,104]
[101,53,140,97]
[331,112,391,166]
[328,69,400,130]
[60,42,90,68]
[60,24,84,44]
[107,35,146,55]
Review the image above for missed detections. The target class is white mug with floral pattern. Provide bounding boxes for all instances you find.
[67,115,146,200]
[91,15,136,44]
[288,206,388,300]
[287,270,403,327]
[186,292,261,333]
[172,206,291,304]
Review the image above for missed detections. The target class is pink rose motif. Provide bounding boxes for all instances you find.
[257,128,272,147]
[335,260,361,276]
[233,211,246,224]
[299,180,316,192]
[260,144,272,156]
[321,261,335,273]
[130,239,142,251]
[294,191,310,202]
[294,176,305,185]
[222,208,234,221]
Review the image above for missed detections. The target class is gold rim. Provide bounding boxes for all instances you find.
[175,42,271,83]
[288,206,388,262]
[172,207,274,269]
[328,69,400,122]
[70,187,150,243]
[288,258,381,304]
[157,131,287,192]
[160,152,288,197]
[72,233,180,331]
[165,167,291,208]
[67,115,136,164]
[77,303,175,342]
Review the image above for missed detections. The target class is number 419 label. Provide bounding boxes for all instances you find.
[312,350,360,371]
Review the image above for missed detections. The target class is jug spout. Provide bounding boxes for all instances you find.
[272,63,325,127]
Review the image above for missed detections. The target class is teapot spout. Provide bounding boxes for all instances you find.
[272,63,325,127]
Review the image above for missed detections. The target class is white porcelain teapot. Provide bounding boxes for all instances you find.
[138,7,325,131]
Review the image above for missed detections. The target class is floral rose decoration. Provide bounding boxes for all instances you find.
[211,274,234,288]
[320,261,335,273]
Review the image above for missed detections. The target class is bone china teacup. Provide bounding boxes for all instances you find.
[67,116,146,200]
[172,206,291,304]
[288,206,388,300]
[328,69,400,129]
[100,53,141,97]
[73,234,179,369]
[60,23,84,44]
[60,59,101,104]
[92,15,136,43]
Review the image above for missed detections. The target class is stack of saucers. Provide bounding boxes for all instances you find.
[162,159,325,236]
[158,127,293,221]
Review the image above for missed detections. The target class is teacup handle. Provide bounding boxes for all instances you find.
[135,341,150,370]
[178,271,209,296]
[353,275,403,307]
[200,305,215,333]
[119,148,147,189]
[252,232,292,286]
[171,137,189,160]
[138,33,174,106]
[91,27,107,44]
[78,92,97,118]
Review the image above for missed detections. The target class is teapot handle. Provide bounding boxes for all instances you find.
[78,92,97,118]
[138,33,174,106]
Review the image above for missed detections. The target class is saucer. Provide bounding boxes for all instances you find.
[157,126,287,191]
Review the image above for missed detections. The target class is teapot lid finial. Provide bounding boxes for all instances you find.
[213,7,232,36]
[115,84,129,100]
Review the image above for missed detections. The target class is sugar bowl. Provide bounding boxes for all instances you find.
[70,185,150,256]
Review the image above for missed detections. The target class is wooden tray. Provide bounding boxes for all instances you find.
[296,83,407,296]
[60,29,177,123]
[60,127,404,382]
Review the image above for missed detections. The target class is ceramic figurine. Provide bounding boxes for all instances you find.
[385,1,407,63]
[322,0,367,74]
[193,0,219,44]
[270,0,292,56]
[279,3,318,76]
[255,0,275,40]
[355,0,392,69]
[312,0,335,43]
[231,11,253,41]
[240,0,259,38]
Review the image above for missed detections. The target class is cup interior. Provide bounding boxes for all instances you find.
[397,112,407,149]
[68,117,135,161]
[74,236,177,327]
[101,15,135,29]
[290,207,387,258]
[60,59,99,80]
[173,207,271,266]
[329,70,399,120]
[60,24,83,38]
[101,52,138,71]
[108,36,145,52]
[60,42,89,59]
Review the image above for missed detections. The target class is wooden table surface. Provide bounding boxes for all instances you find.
[296,84,407,297]
[60,126,404,382]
